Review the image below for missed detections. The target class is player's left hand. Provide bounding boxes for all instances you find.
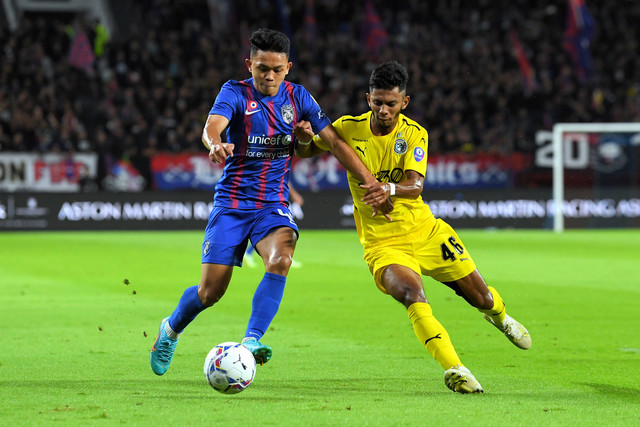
[293,120,314,144]
[372,197,393,221]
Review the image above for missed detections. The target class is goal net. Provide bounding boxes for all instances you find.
[551,123,640,232]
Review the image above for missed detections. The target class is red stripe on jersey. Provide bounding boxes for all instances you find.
[254,100,278,208]
[280,156,292,205]
[255,161,269,210]
[229,84,254,208]
[240,84,255,156]
[229,156,245,209]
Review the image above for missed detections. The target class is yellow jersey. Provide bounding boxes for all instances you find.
[314,111,436,246]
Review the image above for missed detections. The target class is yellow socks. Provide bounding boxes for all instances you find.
[407,302,462,370]
[406,288,507,371]
[479,286,507,324]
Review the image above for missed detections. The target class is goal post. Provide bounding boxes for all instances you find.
[552,122,640,232]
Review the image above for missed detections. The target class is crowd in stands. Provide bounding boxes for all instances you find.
[1,0,638,187]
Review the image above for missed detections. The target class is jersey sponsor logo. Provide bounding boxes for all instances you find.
[247,134,292,146]
[374,168,403,183]
[414,147,425,162]
[245,150,290,159]
[246,134,291,159]
[394,138,408,155]
[245,101,260,116]
[281,104,294,124]
[356,146,366,156]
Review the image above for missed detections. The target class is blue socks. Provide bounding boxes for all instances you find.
[168,285,206,333]
[167,272,286,338]
[245,272,287,340]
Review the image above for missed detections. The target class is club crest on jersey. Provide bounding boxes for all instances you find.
[281,104,294,124]
[414,147,425,162]
[394,138,408,155]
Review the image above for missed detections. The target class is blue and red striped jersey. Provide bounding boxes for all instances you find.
[209,78,331,209]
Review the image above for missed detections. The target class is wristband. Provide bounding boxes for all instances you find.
[388,183,396,196]
[297,139,311,146]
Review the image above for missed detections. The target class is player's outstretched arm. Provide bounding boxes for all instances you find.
[316,124,381,188]
[295,121,392,220]
[202,114,234,164]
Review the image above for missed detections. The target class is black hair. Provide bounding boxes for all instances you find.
[369,61,409,93]
[249,28,290,59]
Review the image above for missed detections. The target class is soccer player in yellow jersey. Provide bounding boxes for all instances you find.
[294,61,531,394]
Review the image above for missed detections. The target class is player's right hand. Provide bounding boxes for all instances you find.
[209,143,235,163]
[361,180,393,221]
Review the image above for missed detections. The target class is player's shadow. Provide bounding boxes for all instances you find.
[580,382,640,401]
[254,378,440,397]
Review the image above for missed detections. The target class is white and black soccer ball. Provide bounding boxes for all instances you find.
[203,342,256,394]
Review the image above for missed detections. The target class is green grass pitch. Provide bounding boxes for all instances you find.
[1,229,639,425]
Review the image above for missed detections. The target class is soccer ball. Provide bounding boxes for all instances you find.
[203,342,256,394]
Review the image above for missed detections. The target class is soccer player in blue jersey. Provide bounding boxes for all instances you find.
[150,28,386,375]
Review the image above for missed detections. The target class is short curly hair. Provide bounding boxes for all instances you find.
[249,28,290,59]
[369,61,409,93]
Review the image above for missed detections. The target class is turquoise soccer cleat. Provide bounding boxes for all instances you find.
[150,317,179,375]
[241,338,272,366]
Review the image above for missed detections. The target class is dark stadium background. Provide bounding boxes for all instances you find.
[1,0,639,230]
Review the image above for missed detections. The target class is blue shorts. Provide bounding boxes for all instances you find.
[202,205,299,266]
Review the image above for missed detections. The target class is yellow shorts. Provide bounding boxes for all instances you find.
[364,218,477,293]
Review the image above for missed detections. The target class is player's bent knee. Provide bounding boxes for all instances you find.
[264,254,293,275]
[391,285,425,308]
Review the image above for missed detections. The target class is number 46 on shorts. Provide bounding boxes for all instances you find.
[441,236,465,262]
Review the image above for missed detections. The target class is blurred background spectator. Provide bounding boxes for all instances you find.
[1,0,638,189]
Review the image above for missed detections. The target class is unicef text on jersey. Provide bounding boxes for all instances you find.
[246,134,292,159]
